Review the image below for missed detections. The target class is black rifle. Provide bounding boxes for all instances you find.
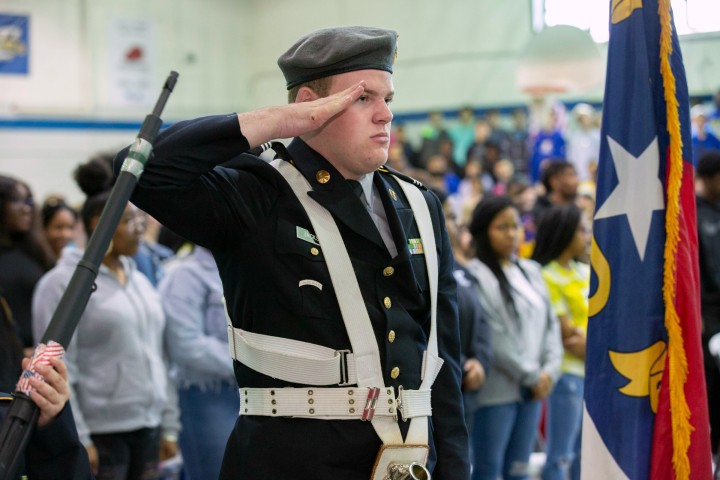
[0,71,179,480]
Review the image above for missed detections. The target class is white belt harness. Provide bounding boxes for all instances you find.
[227,159,443,448]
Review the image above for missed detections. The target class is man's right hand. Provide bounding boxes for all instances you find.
[531,372,553,400]
[237,81,366,148]
[563,331,586,359]
[86,444,99,475]
[462,358,486,391]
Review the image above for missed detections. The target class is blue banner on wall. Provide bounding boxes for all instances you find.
[0,14,29,74]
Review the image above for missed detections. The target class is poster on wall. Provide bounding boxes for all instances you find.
[106,17,156,107]
[0,14,29,75]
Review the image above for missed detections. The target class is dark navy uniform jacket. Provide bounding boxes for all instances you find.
[0,395,93,479]
[115,114,470,479]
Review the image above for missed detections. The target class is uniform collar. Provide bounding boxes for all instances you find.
[285,138,375,198]
[355,173,374,210]
[286,138,348,192]
[285,138,388,254]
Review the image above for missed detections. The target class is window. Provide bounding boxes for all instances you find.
[533,0,720,43]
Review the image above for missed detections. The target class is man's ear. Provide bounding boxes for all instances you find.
[295,86,319,103]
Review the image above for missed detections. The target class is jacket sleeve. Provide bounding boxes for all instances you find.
[455,284,473,368]
[427,194,471,480]
[113,114,277,250]
[456,283,493,373]
[541,307,563,384]
[523,261,563,384]
[473,299,494,373]
[25,404,94,480]
[161,372,181,439]
[160,264,234,377]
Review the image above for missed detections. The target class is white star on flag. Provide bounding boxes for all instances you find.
[594,136,665,261]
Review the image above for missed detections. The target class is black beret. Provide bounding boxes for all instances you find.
[278,26,398,90]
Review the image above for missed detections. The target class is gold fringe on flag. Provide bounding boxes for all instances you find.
[658,0,693,478]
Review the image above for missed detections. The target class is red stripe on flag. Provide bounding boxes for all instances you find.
[651,159,712,479]
[15,341,65,396]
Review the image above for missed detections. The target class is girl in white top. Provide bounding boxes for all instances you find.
[464,195,562,480]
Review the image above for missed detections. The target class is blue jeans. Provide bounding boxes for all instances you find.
[471,399,542,480]
[542,374,584,480]
[178,383,239,480]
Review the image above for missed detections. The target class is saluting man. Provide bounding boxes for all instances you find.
[114,26,470,480]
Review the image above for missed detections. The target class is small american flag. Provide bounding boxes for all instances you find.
[16,341,65,396]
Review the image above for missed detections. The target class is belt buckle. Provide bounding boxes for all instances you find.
[396,385,407,422]
[337,349,351,386]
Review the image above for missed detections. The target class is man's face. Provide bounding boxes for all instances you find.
[563,167,579,198]
[553,166,579,200]
[305,69,394,179]
[703,173,720,200]
[4,183,33,233]
[109,205,144,257]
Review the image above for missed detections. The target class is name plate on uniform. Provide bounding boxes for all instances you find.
[370,444,430,480]
[296,226,320,245]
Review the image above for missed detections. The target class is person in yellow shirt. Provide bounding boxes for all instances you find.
[532,204,590,480]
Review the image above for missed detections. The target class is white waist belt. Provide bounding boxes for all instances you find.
[238,387,432,421]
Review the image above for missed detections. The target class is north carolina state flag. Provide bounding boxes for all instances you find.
[581,1,712,479]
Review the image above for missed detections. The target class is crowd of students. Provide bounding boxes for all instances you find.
[1,95,719,479]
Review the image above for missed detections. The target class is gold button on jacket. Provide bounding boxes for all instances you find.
[315,170,330,184]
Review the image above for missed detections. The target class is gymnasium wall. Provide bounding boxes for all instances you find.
[0,0,718,204]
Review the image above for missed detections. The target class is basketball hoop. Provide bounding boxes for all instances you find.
[516,25,605,98]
